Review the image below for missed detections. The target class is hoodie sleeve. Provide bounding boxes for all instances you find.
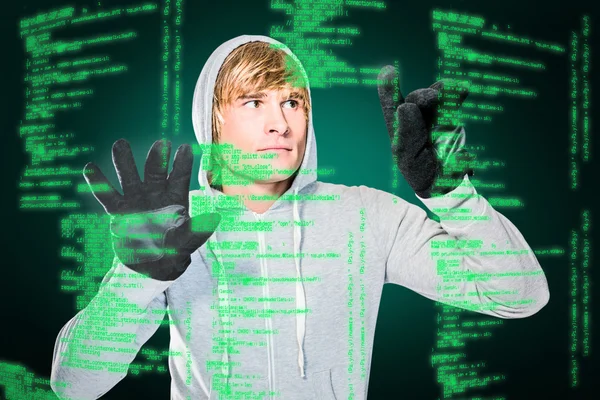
[50,256,172,400]
[360,174,550,319]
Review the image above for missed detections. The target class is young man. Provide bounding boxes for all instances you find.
[51,35,550,400]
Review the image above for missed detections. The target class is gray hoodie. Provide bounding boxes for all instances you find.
[51,34,550,400]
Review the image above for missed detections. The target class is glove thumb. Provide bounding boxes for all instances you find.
[167,213,222,254]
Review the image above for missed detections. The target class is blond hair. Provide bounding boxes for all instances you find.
[208,41,311,187]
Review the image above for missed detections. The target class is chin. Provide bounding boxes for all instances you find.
[235,158,301,183]
[258,170,297,183]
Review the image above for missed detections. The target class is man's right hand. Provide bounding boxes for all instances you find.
[83,139,221,281]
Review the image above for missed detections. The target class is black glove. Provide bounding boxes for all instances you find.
[377,65,476,198]
[83,139,221,281]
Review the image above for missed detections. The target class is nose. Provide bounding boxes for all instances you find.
[265,102,290,136]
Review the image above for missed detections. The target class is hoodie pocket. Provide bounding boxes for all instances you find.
[311,365,343,400]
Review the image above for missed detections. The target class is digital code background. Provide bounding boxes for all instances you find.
[1,0,598,399]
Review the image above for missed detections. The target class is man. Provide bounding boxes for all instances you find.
[51,35,550,400]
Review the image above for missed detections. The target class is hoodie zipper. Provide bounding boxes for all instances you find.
[252,211,275,400]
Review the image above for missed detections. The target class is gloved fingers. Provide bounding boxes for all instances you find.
[112,139,143,197]
[144,139,171,193]
[429,80,444,92]
[377,65,405,143]
[405,87,440,108]
[168,213,222,254]
[167,144,193,206]
[83,162,123,214]
[404,87,440,128]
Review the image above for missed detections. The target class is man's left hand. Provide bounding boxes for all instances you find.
[377,65,476,198]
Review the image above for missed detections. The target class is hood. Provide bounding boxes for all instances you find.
[190,34,317,384]
[191,34,317,209]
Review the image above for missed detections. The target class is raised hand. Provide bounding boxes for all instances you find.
[83,139,221,281]
[377,65,475,198]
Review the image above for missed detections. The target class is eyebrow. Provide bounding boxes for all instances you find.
[236,91,303,101]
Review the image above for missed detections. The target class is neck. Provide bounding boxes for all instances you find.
[219,171,294,214]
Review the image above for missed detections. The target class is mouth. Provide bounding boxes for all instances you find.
[258,148,292,151]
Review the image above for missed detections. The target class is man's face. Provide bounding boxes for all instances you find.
[217,88,308,185]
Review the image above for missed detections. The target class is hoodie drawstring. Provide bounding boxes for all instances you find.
[208,232,231,390]
[293,187,307,378]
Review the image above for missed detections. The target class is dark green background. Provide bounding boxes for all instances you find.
[1,0,598,399]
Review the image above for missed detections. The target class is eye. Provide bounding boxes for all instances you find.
[244,100,261,108]
[243,100,300,109]
[283,100,299,109]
